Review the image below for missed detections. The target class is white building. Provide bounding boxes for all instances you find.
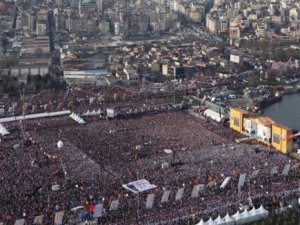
[64,69,109,85]
[36,21,47,36]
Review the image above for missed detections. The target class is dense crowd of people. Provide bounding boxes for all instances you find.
[0,97,300,224]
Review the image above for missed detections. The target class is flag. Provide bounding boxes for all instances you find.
[85,203,96,213]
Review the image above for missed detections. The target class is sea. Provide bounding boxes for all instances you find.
[263,93,300,131]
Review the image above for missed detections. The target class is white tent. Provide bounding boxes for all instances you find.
[146,193,155,209]
[256,205,269,218]
[247,207,259,223]
[164,149,173,154]
[223,213,235,225]
[238,209,251,224]
[70,113,85,124]
[83,110,91,116]
[232,210,241,221]
[195,219,205,225]
[204,217,217,225]
[214,215,225,225]
[203,109,224,122]
[0,123,10,136]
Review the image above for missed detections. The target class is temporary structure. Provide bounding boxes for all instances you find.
[214,215,226,225]
[247,207,259,223]
[204,217,217,225]
[256,205,269,218]
[195,219,205,225]
[223,213,235,225]
[238,209,251,224]
[0,123,10,136]
[232,210,241,221]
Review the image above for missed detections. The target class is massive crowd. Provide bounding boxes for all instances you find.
[0,99,300,224]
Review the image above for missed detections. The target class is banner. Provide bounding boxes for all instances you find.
[220,177,231,189]
[122,179,157,194]
[161,190,171,203]
[54,212,64,225]
[238,173,246,189]
[251,170,260,178]
[175,188,184,201]
[282,164,291,176]
[14,219,25,225]
[191,184,204,198]
[146,194,155,209]
[33,215,43,224]
[93,204,103,218]
[270,166,278,175]
[109,200,119,211]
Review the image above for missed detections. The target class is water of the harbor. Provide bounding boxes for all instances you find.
[263,93,300,131]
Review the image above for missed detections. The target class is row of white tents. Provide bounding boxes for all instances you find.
[69,113,85,124]
[81,109,103,116]
[0,111,72,123]
[195,205,269,225]
[0,123,10,136]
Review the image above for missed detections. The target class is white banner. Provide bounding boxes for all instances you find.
[33,215,43,224]
[146,193,155,209]
[54,212,64,225]
[122,179,157,194]
[109,200,119,211]
[106,109,115,118]
[220,177,231,189]
[191,184,204,198]
[175,188,184,201]
[93,204,103,218]
[251,169,260,178]
[191,185,200,198]
[282,164,291,176]
[270,166,278,175]
[238,173,247,188]
[14,219,25,225]
[161,190,171,203]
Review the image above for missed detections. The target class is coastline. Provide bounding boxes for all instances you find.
[259,87,300,111]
